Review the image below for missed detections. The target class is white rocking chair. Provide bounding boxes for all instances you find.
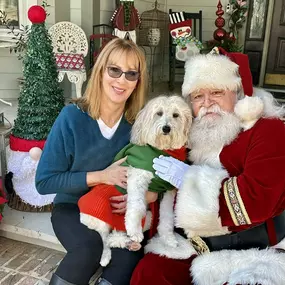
[49,21,88,98]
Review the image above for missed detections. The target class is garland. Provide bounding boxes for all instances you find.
[123,2,132,27]
[173,35,204,50]
[226,0,248,40]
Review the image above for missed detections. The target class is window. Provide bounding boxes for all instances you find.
[0,0,19,28]
[0,0,37,45]
[247,0,269,40]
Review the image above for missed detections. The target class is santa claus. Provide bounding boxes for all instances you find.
[130,49,285,285]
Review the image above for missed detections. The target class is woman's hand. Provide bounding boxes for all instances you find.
[101,157,128,188]
[110,194,127,214]
[86,157,128,188]
[110,191,158,215]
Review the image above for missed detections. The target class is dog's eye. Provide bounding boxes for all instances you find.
[156,111,163,116]
[173,113,179,118]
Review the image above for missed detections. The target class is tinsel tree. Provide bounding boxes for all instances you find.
[7,5,63,209]
[12,8,64,139]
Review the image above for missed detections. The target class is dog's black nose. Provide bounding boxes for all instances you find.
[162,125,171,134]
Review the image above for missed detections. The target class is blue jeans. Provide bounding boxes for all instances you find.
[51,203,144,285]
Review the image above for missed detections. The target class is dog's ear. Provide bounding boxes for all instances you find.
[183,106,193,140]
[130,105,149,145]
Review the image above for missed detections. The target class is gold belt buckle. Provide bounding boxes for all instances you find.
[190,236,210,255]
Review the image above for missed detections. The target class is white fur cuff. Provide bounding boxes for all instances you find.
[175,165,229,238]
[144,232,196,259]
[191,248,285,285]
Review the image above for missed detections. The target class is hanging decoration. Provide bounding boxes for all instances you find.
[213,0,227,41]
[206,0,247,52]
[110,0,141,43]
[147,28,161,46]
[169,12,203,62]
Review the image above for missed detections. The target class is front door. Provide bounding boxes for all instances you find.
[264,0,285,88]
[244,0,269,86]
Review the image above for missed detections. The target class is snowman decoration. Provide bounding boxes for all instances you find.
[6,5,60,209]
[169,12,203,61]
[7,146,55,207]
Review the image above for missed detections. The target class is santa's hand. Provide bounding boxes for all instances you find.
[153,156,190,189]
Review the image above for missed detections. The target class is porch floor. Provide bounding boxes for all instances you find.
[0,236,64,285]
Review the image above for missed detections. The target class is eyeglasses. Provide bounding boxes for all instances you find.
[106,66,140,82]
[190,90,226,104]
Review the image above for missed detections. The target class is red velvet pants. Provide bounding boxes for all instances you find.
[131,253,245,285]
[130,253,196,285]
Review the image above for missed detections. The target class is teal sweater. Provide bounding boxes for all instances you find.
[35,104,132,204]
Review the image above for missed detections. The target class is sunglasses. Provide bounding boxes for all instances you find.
[107,66,140,82]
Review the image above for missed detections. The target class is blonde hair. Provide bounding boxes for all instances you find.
[75,38,147,123]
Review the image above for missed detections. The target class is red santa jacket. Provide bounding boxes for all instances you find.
[219,118,285,232]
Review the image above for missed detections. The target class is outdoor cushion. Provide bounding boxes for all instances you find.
[55,53,85,70]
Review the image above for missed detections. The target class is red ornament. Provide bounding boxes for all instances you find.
[213,0,226,41]
[213,29,227,40]
[215,17,225,27]
[28,5,46,24]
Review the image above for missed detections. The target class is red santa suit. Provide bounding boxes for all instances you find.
[131,51,285,285]
[131,117,285,285]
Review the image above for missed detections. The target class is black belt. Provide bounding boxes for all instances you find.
[202,211,285,251]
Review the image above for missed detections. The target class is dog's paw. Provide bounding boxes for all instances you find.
[163,234,179,248]
[128,231,144,243]
[126,240,142,251]
[100,248,111,267]
[107,231,129,248]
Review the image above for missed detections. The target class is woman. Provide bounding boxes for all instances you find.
[36,38,148,285]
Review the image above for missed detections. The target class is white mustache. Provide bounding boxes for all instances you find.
[197,104,227,120]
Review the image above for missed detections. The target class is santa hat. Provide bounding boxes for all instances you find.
[169,19,192,31]
[182,47,253,97]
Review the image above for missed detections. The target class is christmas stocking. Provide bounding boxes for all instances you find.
[169,12,203,61]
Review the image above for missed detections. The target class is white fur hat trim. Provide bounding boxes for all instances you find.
[182,54,242,97]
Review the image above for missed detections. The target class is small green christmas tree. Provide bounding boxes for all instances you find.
[12,5,64,140]
[7,6,63,210]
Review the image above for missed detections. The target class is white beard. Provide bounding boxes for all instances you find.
[189,105,241,167]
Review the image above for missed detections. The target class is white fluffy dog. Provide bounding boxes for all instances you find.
[78,95,192,266]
